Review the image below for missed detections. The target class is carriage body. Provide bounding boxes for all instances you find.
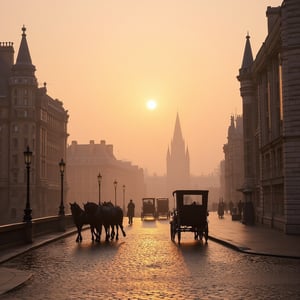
[156,198,169,219]
[170,190,209,244]
[141,198,156,220]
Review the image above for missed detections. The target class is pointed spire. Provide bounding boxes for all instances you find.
[228,115,235,138]
[173,112,184,142]
[241,33,253,69]
[12,25,36,76]
[16,26,33,65]
[186,146,190,161]
[166,146,170,161]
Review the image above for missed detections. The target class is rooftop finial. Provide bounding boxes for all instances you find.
[22,25,26,36]
[246,31,250,39]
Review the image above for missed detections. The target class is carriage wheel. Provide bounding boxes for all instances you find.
[177,230,181,245]
[170,222,175,241]
[204,223,209,243]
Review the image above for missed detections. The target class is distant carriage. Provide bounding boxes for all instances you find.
[141,198,156,220]
[156,198,169,219]
[170,190,209,244]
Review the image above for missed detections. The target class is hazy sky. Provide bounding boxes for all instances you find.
[1,0,282,176]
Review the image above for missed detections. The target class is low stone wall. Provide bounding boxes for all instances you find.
[0,214,74,249]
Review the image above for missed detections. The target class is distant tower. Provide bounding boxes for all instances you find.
[223,115,244,206]
[166,113,190,197]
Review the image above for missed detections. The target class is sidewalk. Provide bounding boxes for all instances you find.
[208,211,300,259]
[0,216,299,296]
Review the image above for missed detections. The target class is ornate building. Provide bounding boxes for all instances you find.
[166,113,190,197]
[222,115,244,207]
[0,27,69,224]
[237,0,300,233]
[66,140,145,214]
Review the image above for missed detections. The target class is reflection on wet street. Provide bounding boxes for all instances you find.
[2,218,300,299]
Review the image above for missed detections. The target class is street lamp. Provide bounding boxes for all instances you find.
[23,146,32,222]
[97,172,102,205]
[122,184,126,212]
[113,180,118,206]
[58,158,66,216]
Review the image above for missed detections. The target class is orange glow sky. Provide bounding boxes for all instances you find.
[1,0,282,176]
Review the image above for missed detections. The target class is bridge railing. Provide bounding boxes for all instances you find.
[0,215,75,250]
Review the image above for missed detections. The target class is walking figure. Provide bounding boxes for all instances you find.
[127,199,135,225]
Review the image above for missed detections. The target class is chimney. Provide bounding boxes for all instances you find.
[0,42,14,96]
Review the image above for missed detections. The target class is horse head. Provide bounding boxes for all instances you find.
[70,202,84,216]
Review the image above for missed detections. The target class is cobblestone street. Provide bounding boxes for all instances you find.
[2,218,300,299]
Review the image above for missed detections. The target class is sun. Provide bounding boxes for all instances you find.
[146,99,157,110]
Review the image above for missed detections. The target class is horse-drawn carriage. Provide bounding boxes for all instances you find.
[156,198,169,219]
[170,190,209,244]
[141,198,156,220]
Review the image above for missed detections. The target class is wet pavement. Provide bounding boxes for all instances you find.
[0,212,299,296]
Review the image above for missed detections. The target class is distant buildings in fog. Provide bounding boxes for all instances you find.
[66,140,145,213]
[221,115,244,207]
[145,113,221,211]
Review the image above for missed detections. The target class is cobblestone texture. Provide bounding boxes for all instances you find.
[2,219,300,299]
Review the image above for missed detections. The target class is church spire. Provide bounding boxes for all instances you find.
[241,33,253,69]
[173,112,184,143]
[166,113,190,194]
[12,25,36,76]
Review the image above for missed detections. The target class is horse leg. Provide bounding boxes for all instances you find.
[119,224,126,237]
[105,225,110,242]
[97,224,102,242]
[115,225,119,240]
[110,225,115,240]
[76,225,82,242]
[90,225,95,242]
[78,226,84,242]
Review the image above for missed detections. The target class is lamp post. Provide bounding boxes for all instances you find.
[122,184,126,212]
[58,158,65,216]
[97,172,102,205]
[23,146,32,222]
[113,180,118,206]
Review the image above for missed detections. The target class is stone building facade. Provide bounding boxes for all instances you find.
[0,27,69,224]
[237,0,300,233]
[66,140,145,214]
[222,115,244,207]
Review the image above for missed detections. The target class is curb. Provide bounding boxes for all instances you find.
[0,268,33,296]
[208,235,300,260]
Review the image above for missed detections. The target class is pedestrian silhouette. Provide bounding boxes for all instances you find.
[127,199,135,225]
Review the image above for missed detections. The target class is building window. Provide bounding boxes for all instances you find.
[23,124,28,134]
[24,138,28,149]
[12,154,18,166]
[13,171,18,183]
[12,124,19,133]
[277,147,283,176]
[13,138,18,149]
